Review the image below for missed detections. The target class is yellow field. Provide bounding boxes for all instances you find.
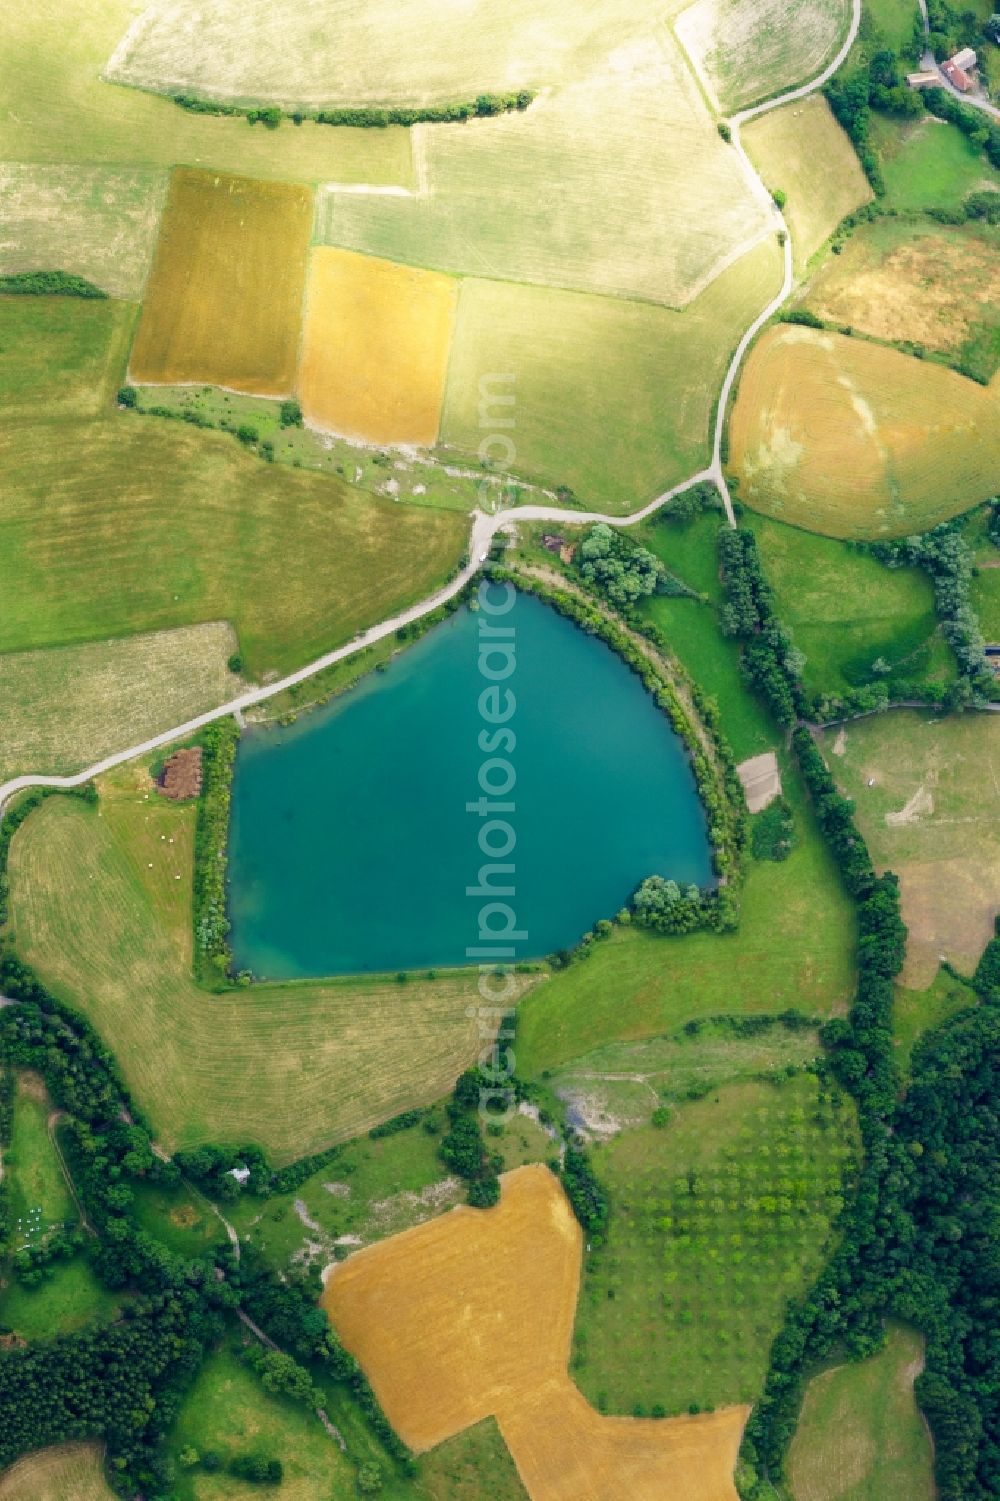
[130,168,313,394]
[0,1445,113,1501]
[298,248,457,446]
[676,0,851,113]
[729,326,1000,538]
[324,1165,748,1500]
[742,97,872,272]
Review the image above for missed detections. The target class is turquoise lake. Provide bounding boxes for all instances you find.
[228,590,713,977]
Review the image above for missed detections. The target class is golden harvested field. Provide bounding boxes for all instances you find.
[0,622,240,782]
[742,98,872,272]
[324,1165,748,1500]
[0,165,168,301]
[7,787,523,1162]
[0,0,412,187]
[676,0,851,113]
[822,710,1000,987]
[298,248,457,446]
[323,32,771,309]
[0,1445,113,1501]
[130,168,313,394]
[106,0,675,108]
[729,326,1000,538]
[798,217,1000,373]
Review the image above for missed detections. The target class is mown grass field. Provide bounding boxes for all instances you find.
[676,0,852,113]
[131,169,313,394]
[747,515,954,701]
[0,622,241,782]
[822,709,1000,987]
[299,249,457,446]
[105,0,669,108]
[1,297,466,679]
[730,325,1000,539]
[517,762,856,1076]
[871,114,1000,214]
[6,784,519,1163]
[0,166,168,301]
[574,1076,859,1414]
[441,238,783,512]
[742,97,873,273]
[798,217,1000,383]
[787,1324,935,1501]
[0,0,412,187]
[324,32,770,308]
[0,1445,114,1501]
[4,1074,75,1240]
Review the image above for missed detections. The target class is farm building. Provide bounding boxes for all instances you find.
[941,58,974,91]
[158,746,203,800]
[950,46,977,72]
[907,70,940,88]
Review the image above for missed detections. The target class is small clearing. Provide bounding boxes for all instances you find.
[737,750,782,812]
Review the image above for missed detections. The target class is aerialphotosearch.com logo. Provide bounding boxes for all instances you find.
[466,373,520,1123]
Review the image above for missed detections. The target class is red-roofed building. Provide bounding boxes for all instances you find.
[941,58,974,91]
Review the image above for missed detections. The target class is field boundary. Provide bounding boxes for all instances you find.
[0,0,863,815]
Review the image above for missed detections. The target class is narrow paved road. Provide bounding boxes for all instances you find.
[0,1,863,815]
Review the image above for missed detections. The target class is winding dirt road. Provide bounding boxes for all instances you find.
[0,1,862,815]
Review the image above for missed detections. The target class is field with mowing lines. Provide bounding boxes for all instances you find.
[729,326,1000,538]
[0,0,411,186]
[742,97,872,272]
[6,783,526,1162]
[788,1324,935,1501]
[441,238,783,511]
[131,169,312,394]
[798,217,1000,382]
[574,1076,859,1414]
[821,710,1000,987]
[324,33,770,308]
[747,515,953,702]
[325,1165,748,1500]
[0,167,168,301]
[105,0,673,108]
[0,1445,114,1501]
[0,296,137,420]
[517,763,855,1077]
[299,249,457,446]
[0,623,240,782]
[676,0,851,113]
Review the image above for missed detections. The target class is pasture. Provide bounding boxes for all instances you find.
[799,217,1000,382]
[516,765,855,1077]
[676,0,852,113]
[298,248,457,446]
[324,32,771,308]
[574,1076,859,1415]
[0,302,466,678]
[0,0,412,187]
[0,623,240,782]
[821,710,1000,987]
[894,970,976,1077]
[787,1324,935,1501]
[871,114,999,214]
[742,98,873,272]
[729,326,1000,538]
[6,784,522,1163]
[105,0,677,108]
[4,1073,75,1239]
[440,238,783,512]
[0,166,168,302]
[0,1258,119,1343]
[0,1445,114,1501]
[324,1165,748,1500]
[747,516,953,702]
[130,169,312,395]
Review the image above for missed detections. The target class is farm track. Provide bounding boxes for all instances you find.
[0,1,862,815]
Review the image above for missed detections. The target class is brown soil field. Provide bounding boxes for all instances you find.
[130,167,313,394]
[799,219,1000,366]
[822,710,1000,987]
[323,1165,748,1500]
[297,247,457,446]
[729,325,1000,538]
